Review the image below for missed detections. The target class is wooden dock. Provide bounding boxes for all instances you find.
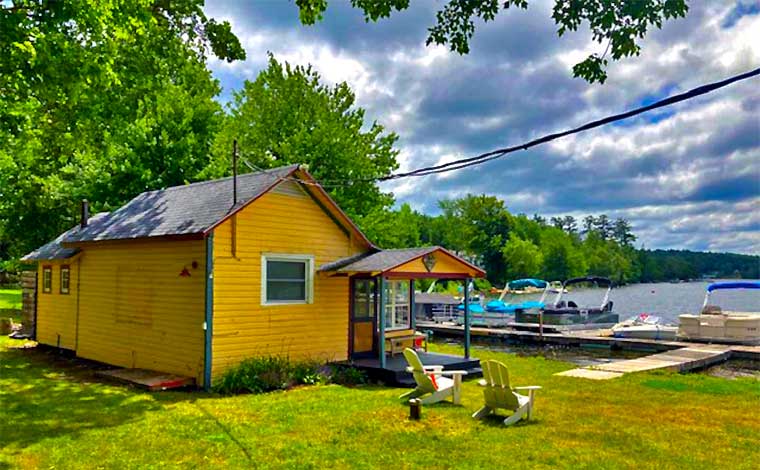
[556,345,733,380]
[417,322,760,380]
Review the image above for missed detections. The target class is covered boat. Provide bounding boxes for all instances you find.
[516,276,619,328]
[485,278,549,313]
[678,281,760,345]
[456,301,485,313]
[455,280,485,314]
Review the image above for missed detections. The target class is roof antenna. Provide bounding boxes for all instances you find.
[232,139,238,207]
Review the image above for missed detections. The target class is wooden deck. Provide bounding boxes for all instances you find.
[339,351,482,387]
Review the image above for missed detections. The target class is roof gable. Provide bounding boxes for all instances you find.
[320,246,485,278]
[202,167,373,249]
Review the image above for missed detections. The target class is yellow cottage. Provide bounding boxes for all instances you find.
[23,165,484,389]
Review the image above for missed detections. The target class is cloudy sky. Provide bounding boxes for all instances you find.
[204,0,760,254]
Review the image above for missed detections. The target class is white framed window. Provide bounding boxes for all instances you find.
[60,265,70,294]
[261,254,314,305]
[384,280,411,331]
[42,266,52,294]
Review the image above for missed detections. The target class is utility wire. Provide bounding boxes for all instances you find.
[234,67,759,186]
[382,66,760,180]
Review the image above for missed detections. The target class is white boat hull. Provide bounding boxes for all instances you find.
[612,325,678,341]
[678,312,760,345]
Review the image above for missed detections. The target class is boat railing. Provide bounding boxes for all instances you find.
[702,281,760,308]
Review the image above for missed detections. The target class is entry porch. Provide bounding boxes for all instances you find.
[341,350,482,387]
[320,246,486,385]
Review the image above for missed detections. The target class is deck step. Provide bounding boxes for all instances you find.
[341,351,483,387]
[96,368,195,390]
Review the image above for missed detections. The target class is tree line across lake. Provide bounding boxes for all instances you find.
[362,197,759,287]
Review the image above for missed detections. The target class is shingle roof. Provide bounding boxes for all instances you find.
[320,247,438,273]
[64,165,299,243]
[21,213,109,261]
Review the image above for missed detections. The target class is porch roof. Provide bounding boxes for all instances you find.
[320,246,485,278]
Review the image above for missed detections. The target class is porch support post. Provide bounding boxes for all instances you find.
[464,277,471,359]
[378,276,387,369]
[410,279,416,330]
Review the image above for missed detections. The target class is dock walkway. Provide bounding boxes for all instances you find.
[556,345,733,379]
[417,322,760,380]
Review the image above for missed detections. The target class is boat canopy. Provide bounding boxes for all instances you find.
[562,276,612,287]
[706,281,760,292]
[508,278,547,289]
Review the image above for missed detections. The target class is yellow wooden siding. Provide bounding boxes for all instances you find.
[392,250,481,276]
[76,239,206,384]
[36,260,78,350]
[211,190,363,379]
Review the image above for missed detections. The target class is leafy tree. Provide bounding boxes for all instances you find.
[295,0,689,83]
[593,214,613,240]
[582,231,634,283]
[502,233,543,280]
[0,0,244,260]
[208,55,399,221]
[539,227,587,281]
[551,215,578,236]
[612,218,636,246]
[358,204,421,249]
[532,214,547,226]
[582,215,596,236]
[438,195,512,283]
[510,213,543,245]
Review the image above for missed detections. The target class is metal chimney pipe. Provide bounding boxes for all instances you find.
[232,139,238,206]
[80,199,89,228]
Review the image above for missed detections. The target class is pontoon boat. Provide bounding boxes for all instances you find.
[485,278,548,313]
[516,276,619,328]
[678,281,760,345]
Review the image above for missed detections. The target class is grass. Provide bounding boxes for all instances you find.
[0,288,21,309]
[0,288,22,323]
[1,337,758,469]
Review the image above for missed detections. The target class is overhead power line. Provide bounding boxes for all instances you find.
[233,67,759,187]
[379,66,760,180]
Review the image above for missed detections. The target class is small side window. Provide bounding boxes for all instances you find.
[261,255,314,305]
[42,266,52,294]
[60,265,71,294]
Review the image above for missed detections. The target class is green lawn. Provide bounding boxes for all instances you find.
[0,289,21,309]
[1,337,758,469]
[0,289,22,323]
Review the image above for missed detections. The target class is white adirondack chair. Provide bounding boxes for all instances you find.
[472,359,542,426]
[399,348,467,405]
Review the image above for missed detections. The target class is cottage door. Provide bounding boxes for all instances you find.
[350,277,377,357]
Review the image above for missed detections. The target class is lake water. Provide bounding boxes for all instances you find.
[493,280,760,324]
